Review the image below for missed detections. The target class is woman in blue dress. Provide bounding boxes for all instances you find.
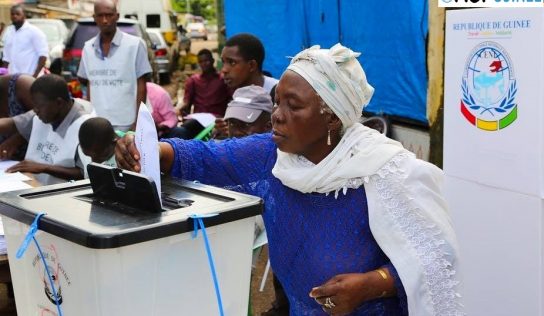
[116,44,464,316]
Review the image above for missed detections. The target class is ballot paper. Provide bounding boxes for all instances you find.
[0,160,18,171]
[0,217,5,255]
[0,160,32,193]
[134,103,161,201]
[0,181,31,193]
[186,113,216,128]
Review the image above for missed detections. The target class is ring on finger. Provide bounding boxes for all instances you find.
[324,297,336,309]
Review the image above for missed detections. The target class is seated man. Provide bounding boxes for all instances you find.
[79,117,117,167]
[182,49,231,117]
[173,49,232,140]
[221,85,272,138]
[0,74,35,159]
[0,74,94,180]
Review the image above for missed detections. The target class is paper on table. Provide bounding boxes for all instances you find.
[0,171,31,182]
[134,102,161,201]
[0,160,32,181]
[0,236,5,255]
[0,217,6,255]
[0,181,31,193]
[0,160,18,171]
[186,113,216,128]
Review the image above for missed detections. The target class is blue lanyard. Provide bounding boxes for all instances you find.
[190,213,225,316]
[17,212,63,316]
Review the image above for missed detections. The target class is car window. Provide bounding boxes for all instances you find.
[146,14,160,28]
[120,24,140,37]
[187,23,204,30]
[69,24,99,49]
[147,32,162,46]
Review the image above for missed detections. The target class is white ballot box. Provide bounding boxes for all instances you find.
[444,8,544,315]
[0,177,261,316]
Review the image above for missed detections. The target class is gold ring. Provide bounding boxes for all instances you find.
[324,297,336,309]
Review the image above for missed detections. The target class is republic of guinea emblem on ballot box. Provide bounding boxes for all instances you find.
[461,41,517,131]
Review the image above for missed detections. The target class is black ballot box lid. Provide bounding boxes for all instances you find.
[0,178,262,249]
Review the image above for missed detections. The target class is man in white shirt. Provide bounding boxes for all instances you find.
[77,0,151,132]
[1,4,48,77]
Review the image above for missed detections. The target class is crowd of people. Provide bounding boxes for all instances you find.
[0,0,465,315]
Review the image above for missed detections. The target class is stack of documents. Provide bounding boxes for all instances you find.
[0,160,32,193]
[0,160,33,255]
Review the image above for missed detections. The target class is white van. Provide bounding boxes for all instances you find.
[117,0,178,44]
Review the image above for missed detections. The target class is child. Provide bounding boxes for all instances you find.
[78,117,117,168]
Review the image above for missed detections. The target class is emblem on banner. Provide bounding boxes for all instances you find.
[460,41,517,131]
[31,244,71,310]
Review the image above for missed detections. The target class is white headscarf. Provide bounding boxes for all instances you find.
[286,44,374,129]
[272,43,404,196]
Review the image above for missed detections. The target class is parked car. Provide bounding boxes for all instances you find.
[27,18,69,74]
[62,17,158,82]
[186,22,208,40]
[147,28,172,84]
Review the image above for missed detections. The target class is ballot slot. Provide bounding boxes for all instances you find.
[86,163,163,213]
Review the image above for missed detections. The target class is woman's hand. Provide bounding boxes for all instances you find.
[309,270,395,315]
[115,134,141,172]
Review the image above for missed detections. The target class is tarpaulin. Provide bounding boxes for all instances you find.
[225,0,429,123]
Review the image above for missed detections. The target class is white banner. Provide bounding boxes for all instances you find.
[444,8,544,197]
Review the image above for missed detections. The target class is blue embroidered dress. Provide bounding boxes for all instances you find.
[164,134,408,315]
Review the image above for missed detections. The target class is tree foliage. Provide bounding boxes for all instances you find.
[171,0,216,21]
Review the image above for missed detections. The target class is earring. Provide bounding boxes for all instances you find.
[327,130,331,146]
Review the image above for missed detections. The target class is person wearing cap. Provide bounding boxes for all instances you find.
[116,44,463,316]
[222,85,272,138]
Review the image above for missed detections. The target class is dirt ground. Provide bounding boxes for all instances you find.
[250,246,276,315]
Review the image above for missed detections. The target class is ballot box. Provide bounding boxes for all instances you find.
[0,168,262,316]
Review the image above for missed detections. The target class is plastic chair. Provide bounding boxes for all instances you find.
[193,123,215,141]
